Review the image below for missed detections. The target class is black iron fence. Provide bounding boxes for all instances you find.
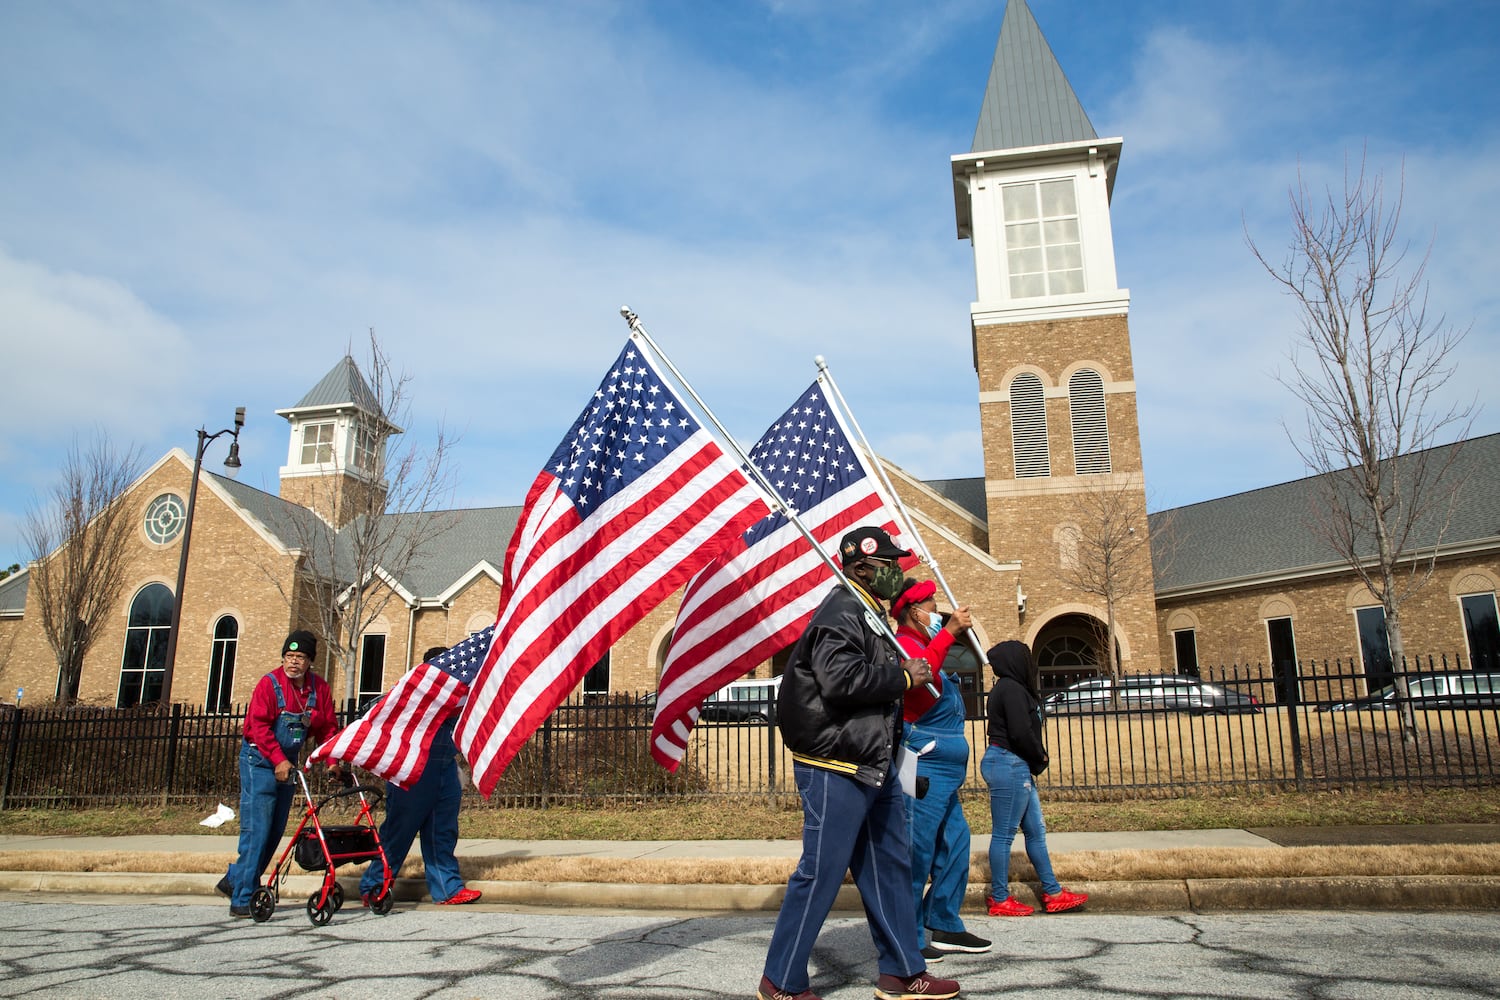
[1,656,1496,809]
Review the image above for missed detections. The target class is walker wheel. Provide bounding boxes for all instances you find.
[249,887,275,923]
[371,890,394,916]
[329,882,345,912]
[306,892,334,926]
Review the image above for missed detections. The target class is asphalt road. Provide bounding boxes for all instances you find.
[1,895,1497,999]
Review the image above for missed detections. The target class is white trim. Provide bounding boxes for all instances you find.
[971,290,1130,327]
[437,562,505,605]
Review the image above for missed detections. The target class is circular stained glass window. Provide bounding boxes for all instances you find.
[144,493,187,545]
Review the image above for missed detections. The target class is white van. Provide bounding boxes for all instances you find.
[702,676,782,723]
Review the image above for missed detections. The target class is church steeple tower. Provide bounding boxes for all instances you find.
[952,0,1160,679]
[275,356,398,529]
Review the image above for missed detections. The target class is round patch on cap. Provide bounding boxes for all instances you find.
[860,537,879,555]
[288,641,302,650]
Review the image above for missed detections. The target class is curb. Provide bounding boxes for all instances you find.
[2,871,1498,912]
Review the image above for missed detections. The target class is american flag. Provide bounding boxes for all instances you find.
[456,338,769,796]
[649,379,912,770]
[308,626,491,788]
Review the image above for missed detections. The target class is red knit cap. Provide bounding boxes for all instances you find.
[891,579,936,618]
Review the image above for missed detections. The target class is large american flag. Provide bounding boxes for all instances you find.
[649,379,911,770]
[456,338,769,796]
[308,626,491,788]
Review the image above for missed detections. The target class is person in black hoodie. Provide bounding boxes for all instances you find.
[979,640,1088,916]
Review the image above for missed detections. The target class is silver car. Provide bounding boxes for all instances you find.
[1043,675,1262,715]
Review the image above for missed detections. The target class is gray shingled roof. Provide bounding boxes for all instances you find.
[291,356,383,415]
[374,506,521,598]
[1150,434,1500,594]
[923,477,987,522]
[972,0,1098,153]
[206,471,341,578]
[0,568,27,614]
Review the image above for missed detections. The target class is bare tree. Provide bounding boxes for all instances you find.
[1249,155,1474,735]
[266,331,459,704]
[21,434,144,704]
[1054,476,1162,696]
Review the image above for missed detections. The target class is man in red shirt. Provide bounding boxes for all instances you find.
[217,629,340,917]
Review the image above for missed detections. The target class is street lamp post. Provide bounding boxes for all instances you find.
[160,407,245,705]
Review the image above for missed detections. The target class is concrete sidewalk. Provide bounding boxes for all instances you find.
[2,825,1498,913]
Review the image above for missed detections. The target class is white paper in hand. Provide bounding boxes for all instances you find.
[897,745,919,797]
[200,803,235,828]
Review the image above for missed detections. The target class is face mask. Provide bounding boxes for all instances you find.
[868,561,905,601]
[925,611,943,640]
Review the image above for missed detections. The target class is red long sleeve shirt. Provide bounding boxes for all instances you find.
[242,666,338,767]
[898,624,955,722]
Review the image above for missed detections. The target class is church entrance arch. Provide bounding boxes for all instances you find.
[1031,612,1107,695]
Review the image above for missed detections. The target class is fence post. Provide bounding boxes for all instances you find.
[163,703,183,802]
[1283,660,1305,790]
[0,707,21,810]
[540,713,553,810]
[765,701,778,800]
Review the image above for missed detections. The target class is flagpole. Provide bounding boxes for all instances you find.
[815,355,991,669]
[620,307,933,692]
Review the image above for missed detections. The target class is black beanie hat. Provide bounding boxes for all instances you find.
[282,629,318,659]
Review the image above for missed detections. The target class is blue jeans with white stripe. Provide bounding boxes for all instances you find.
[762,761,926,993]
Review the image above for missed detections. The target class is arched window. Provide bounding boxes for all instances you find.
[1068,368,1110,474]
[118,583,173,707]
[1008,372,1050,478]
[205,615,239,713]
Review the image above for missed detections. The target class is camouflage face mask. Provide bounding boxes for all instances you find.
[869,561,906,601]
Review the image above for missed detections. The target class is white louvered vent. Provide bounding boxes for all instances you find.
[1009,373,1051,478]
[1068,368,1111,474]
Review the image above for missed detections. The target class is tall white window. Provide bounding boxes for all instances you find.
[205,615,239,713]
[1002,179,1083,298]
[348,419,380,474]
[300,421,335,464]
[1068,369,1110,474]
[1008,372,1050,478]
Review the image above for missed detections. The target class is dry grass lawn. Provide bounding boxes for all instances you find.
[3,842,1497,886]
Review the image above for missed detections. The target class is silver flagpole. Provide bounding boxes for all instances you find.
[619,307,933,693]
[815,355,991,669]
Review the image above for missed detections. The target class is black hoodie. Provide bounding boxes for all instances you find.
[984,640,1048,775]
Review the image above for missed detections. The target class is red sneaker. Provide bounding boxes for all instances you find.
[986,894,1034,917]
[438,887,483,905]
[756,975,823,1000]
[1043,888,1088,913]
[874,971,960,999]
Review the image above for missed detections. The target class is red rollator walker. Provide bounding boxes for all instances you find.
[250,767,394,925]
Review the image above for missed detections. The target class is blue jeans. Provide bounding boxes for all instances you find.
[225,743,296,907]
[980,745,1061,898]
[762,763,926,993]
[360,757,464,901]
[905,733,971,943]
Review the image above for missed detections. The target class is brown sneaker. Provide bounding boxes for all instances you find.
[874,971,960,999]
[756,974,822,1000]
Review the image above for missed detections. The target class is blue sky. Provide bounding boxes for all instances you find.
[2,0,1496,569]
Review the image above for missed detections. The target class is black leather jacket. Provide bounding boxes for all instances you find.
[776,584,908,788]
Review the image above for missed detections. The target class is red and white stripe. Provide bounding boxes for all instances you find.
[457,429,766,796]
[308,663,465,788]
[650,447,908,771]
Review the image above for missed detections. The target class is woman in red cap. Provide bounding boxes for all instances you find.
[891,579,991,958]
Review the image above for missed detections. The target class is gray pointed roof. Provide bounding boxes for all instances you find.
[972,0,1097,153]
[289,356,383,416]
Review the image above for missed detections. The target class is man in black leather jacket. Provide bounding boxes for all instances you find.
[757,527,959,1000]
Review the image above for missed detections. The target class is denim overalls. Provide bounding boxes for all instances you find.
[224,676,317,906]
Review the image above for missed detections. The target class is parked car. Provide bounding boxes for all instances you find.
[1043,674,1262,715]
[1320,672,1500,712]
[700,677,781,723]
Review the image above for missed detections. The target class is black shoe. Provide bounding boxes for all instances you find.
[919,944,946,962]
[928,928,993,953]
[229,905,251,918]
[215,876,232,899]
